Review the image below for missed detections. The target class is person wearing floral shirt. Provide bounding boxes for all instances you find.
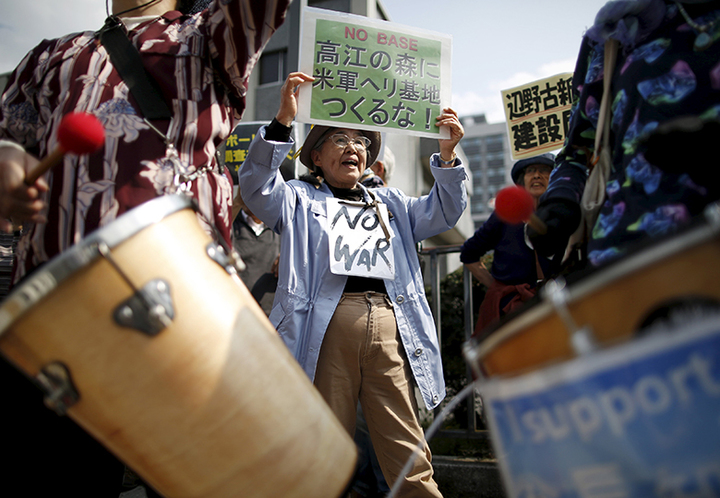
[0,0,289,283]
[530,0,720,268]
[0,0,289,495]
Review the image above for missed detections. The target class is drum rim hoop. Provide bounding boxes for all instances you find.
[0,195,195,336]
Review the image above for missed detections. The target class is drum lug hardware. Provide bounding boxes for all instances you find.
[96,242,175,335]
[35,362,79,415]
[543,277,598,356]
[206,242,246,275]
[114,279,175,336]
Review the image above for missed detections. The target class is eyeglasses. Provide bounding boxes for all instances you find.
[326,133,372,151]
[524,166,553,176]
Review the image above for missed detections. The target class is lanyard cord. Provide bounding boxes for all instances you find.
[338,191,392,241]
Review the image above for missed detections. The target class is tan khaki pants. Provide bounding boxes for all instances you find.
[314,292,443,498]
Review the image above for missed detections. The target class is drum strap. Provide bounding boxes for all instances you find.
[591,39,618,172]
[563,39,619,266]
[97,16,217,194]
[97,16,173,122]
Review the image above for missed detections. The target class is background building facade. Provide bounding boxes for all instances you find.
[459,114,513,230]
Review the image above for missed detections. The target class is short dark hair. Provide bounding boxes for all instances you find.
[178,0,210,14]
[176,0,193,13]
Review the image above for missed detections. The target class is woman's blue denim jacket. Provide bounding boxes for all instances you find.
[239,126,468,409]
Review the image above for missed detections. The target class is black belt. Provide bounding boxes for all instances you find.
[344,275,386,294]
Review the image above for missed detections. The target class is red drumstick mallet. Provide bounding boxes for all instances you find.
[25,112,105,185]
[494,185,547,235]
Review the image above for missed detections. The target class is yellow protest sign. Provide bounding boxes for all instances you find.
[502,73,574,160]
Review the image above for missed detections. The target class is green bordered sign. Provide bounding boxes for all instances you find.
[298,7,452,139]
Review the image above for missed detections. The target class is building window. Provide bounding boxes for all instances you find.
[259,50,287,85]
[462,140,482,156]
[486,134,506,153]
[486,151,504,162]
[472,200,487,212]
[489,175,506,187]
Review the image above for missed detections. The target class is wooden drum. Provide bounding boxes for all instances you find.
[0,195,356,497]
[464,202,720,379]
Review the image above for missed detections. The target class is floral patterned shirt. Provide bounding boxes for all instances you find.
[544,1,720,267]
[0,0,289,283]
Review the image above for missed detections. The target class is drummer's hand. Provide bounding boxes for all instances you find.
[528,199,581,258]
[435,108,464,167]
[465,261,494,288]
[276,72,315,127]
[0,145,48,232]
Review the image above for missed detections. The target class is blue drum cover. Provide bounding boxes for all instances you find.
[480,314,720,498]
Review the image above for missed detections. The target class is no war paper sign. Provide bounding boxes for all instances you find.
[326,198,395,280]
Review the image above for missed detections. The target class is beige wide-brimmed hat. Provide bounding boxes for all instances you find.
[298,125,382,172]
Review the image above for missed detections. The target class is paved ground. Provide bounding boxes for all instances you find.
[433,457,507,498]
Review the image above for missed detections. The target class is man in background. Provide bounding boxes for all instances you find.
[360,146,395,188]
[232,188,280,316]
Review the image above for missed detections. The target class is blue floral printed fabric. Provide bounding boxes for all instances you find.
[544,1,720,267]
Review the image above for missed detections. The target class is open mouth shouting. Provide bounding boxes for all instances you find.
[342,157,359,169]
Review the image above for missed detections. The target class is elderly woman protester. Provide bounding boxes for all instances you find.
[238,71,467,497]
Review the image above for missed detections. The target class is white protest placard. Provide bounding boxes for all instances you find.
[501,73,574,160]
[326,198,395,280]
[298,7,452,139]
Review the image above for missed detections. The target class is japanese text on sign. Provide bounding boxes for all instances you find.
[223,122,297,183]
[299,8,452,139]
[501,73,574,160]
